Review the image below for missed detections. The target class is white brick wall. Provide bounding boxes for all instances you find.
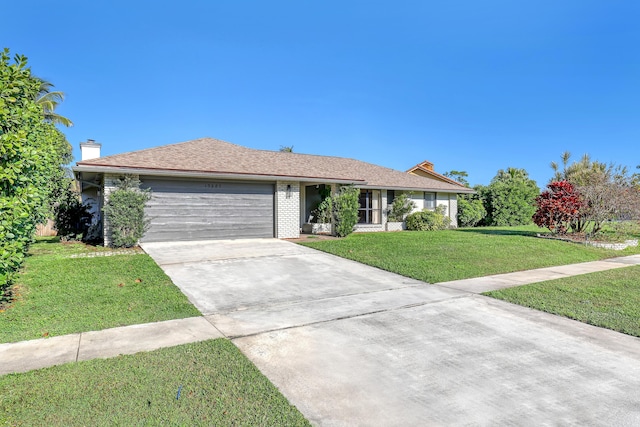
[354,224,385,233]
[275,181,300,238]
[449,194,458,228]
[381,189,389,223]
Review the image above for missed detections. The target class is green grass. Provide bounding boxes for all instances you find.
[25,237,121,257]
[594,220,640,242]
[0,238,200,343]
[0,339,310,426]
[300,225,640,283]
[484,266,640,337]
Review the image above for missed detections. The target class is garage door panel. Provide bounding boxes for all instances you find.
[140,178,274,242]
[145,225,273,241]
[145,205,273,218]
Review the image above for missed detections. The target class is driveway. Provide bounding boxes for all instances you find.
[142,239,640,426]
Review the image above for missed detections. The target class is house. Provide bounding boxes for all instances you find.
[73,138,474,244]
[406,160,470,213]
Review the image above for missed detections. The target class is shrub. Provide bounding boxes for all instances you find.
[387,193,416,222]
[333,185,359,237]
[54,188,93,240]
[457,196,486,227]
[533,181,584,234]
[84,219,103,244]
[478,168,539,226]
[312,196,333,223]
[405,205,451,231]
[103,176,151,248]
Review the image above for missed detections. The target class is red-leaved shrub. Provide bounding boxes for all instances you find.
[532,181,585,234]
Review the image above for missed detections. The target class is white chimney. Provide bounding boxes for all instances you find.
[80,139,101,160]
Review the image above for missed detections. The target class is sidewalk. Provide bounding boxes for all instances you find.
[1,254,639,376]
[0,317,222,375]
[436,254,640,293]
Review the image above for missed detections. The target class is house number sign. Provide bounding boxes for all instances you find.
[204,183,222,189]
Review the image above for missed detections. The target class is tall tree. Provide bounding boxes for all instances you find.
[279,145,293,152]
[478,168,539,226]
[632,166,640,188]
[1,48,72,290]
[549,151,572,182]
[547,152,640,233]
[34,78,73,127]
[443,170,469,187]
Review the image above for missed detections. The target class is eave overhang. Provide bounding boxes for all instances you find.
[72,164,366,185]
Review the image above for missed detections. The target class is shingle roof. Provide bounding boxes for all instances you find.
[75,137,473,193]
[407,161,469,188]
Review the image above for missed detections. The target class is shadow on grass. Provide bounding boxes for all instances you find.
[27,236,108,258]
[455,227,539,237]
[0,282,14,310]
[34,236,61,244]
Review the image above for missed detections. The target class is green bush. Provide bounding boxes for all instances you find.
[312,196,333,223]
[333,185,359,237]
[103,176,151,248]
[387,193,416,222]
[1,49,72,292]
[406,205,451,231]
[457,196,486,227]
[54,187,93,241]
[477,168,539,226]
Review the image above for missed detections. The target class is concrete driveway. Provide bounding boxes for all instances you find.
[142,239,640,426]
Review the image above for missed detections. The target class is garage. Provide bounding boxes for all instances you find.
[140,177,274,242]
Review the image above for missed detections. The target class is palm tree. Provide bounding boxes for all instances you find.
[493,167,530,183]
[34,79,73,127]
[550,151,572,182]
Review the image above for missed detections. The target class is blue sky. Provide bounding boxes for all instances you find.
[3,1,639,187]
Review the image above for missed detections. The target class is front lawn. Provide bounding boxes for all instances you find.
[0,339,310,426]
[484,266,640,337]
[0,238,200,343]
[300,226,639,283]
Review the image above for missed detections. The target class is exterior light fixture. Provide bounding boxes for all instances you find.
[286,184,292,198]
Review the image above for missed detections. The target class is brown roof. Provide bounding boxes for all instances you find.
[76,137,473,193]
[407,161,469,188]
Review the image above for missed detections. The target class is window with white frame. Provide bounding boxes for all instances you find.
[358,189,381,224]
[424,192,436,210]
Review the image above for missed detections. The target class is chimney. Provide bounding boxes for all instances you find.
[421,161,434,171]
[80,139,101,160]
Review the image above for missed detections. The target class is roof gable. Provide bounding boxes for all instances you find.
[407,161,468,188]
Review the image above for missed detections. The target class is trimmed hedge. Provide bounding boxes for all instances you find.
[405,206,451,231]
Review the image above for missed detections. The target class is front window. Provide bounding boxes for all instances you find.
[424,192,436,210]
[387,190,396,207]
[359,189,381,224]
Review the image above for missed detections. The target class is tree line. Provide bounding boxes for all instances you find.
[450,154,640,235]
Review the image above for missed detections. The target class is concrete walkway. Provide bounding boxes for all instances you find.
[437,253,640,293]
[1,253,638,377]
[0,317,222,375]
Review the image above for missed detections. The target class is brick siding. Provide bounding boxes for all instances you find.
[275,181,300,238]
